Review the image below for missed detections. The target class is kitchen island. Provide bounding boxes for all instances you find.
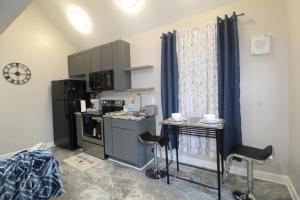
[104,114,155,168]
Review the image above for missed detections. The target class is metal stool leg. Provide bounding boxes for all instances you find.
[247,160,255,199]
[223,155,233,183]
[145,144,167,179]
[232,159,256,200]
[154,144,159,171]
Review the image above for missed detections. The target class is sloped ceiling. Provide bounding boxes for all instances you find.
[0,0,33,35]
[36,0,236,51]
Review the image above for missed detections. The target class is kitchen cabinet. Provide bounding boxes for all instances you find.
[112,127,139,165]
[89,44,113,73]
[100,43,113,71]
[68,40,131,91]
[104,116,155,168]
[112,40,131,91]
[89,46,101,73]
[68,52,86,77]
[104,117,113,156]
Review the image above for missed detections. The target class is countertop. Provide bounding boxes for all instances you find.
[103,111,153,121]
[75,111,154,121]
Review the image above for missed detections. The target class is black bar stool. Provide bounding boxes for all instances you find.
[138,131,169,181]
[223,145,273,200]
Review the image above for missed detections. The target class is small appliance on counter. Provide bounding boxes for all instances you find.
[81,100,124,159]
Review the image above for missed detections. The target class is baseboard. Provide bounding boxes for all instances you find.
[0,141,55,159]
[287,177,300,200]
[109,158,154,171]
[45,141,55,148]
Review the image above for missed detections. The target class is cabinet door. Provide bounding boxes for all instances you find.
[68,53,85,77]
[90,47,101,73]
[83,51,91,73]
[100,44,113,71]
[104,118,113,156]
[112,127,138,165]
[112,40,131,91]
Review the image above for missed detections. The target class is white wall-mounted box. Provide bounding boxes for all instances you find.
[251,34,271,55]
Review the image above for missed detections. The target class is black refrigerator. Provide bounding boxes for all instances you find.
[51,80,87,149]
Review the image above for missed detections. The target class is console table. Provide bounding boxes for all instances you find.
[160,117,225,200]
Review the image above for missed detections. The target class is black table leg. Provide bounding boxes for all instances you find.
[163,125,170,184]
[220,131,224,174]
[165,144,170,184]
[176,147,179,171]
[216,132,221,200]
[176,128,179,172]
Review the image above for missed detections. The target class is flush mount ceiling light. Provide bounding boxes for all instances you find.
[67,7,91,33]
[118,0,139,8]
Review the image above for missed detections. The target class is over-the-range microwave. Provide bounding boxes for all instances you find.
[89,70,114,91]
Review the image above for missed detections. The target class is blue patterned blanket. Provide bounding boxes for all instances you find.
[0,150,64,200]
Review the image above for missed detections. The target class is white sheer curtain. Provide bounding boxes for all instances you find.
[176,22,218,158]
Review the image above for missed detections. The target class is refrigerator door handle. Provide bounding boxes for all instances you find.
[63,81,69,119]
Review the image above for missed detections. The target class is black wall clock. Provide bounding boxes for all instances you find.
[2,63,31,85]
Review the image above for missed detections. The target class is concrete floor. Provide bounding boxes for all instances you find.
[51,147,292,200]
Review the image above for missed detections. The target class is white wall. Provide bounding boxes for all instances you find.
[287,0,300,196]
[101,0,290,175]
[0,2,75,154]
[0,0,32,35]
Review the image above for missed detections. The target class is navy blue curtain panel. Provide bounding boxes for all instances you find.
[217,12,242,157]
[160,31,179,149]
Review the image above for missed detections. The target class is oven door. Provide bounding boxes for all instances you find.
[82,116,104,145]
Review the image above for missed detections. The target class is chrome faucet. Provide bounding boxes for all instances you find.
[131,93,143,112]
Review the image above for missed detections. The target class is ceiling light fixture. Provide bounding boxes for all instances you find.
[118,0,139,8]
[67,7,91,33]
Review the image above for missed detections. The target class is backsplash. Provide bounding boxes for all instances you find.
[100,91,157,111]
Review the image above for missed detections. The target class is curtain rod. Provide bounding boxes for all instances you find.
[160,12,245,37]
[236,13,245,17]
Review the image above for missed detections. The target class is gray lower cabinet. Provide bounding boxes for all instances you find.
[113,127,139,165]
[104,117,113,155]
[68,52,86,77]
[104,116,155,168]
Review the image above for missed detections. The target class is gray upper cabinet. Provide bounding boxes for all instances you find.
[113,40,131,91]
[68,40,131,91]
[100,43,113,71]
[68,52,86,77]
[89,44,113,73]
[89,47,101,73]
